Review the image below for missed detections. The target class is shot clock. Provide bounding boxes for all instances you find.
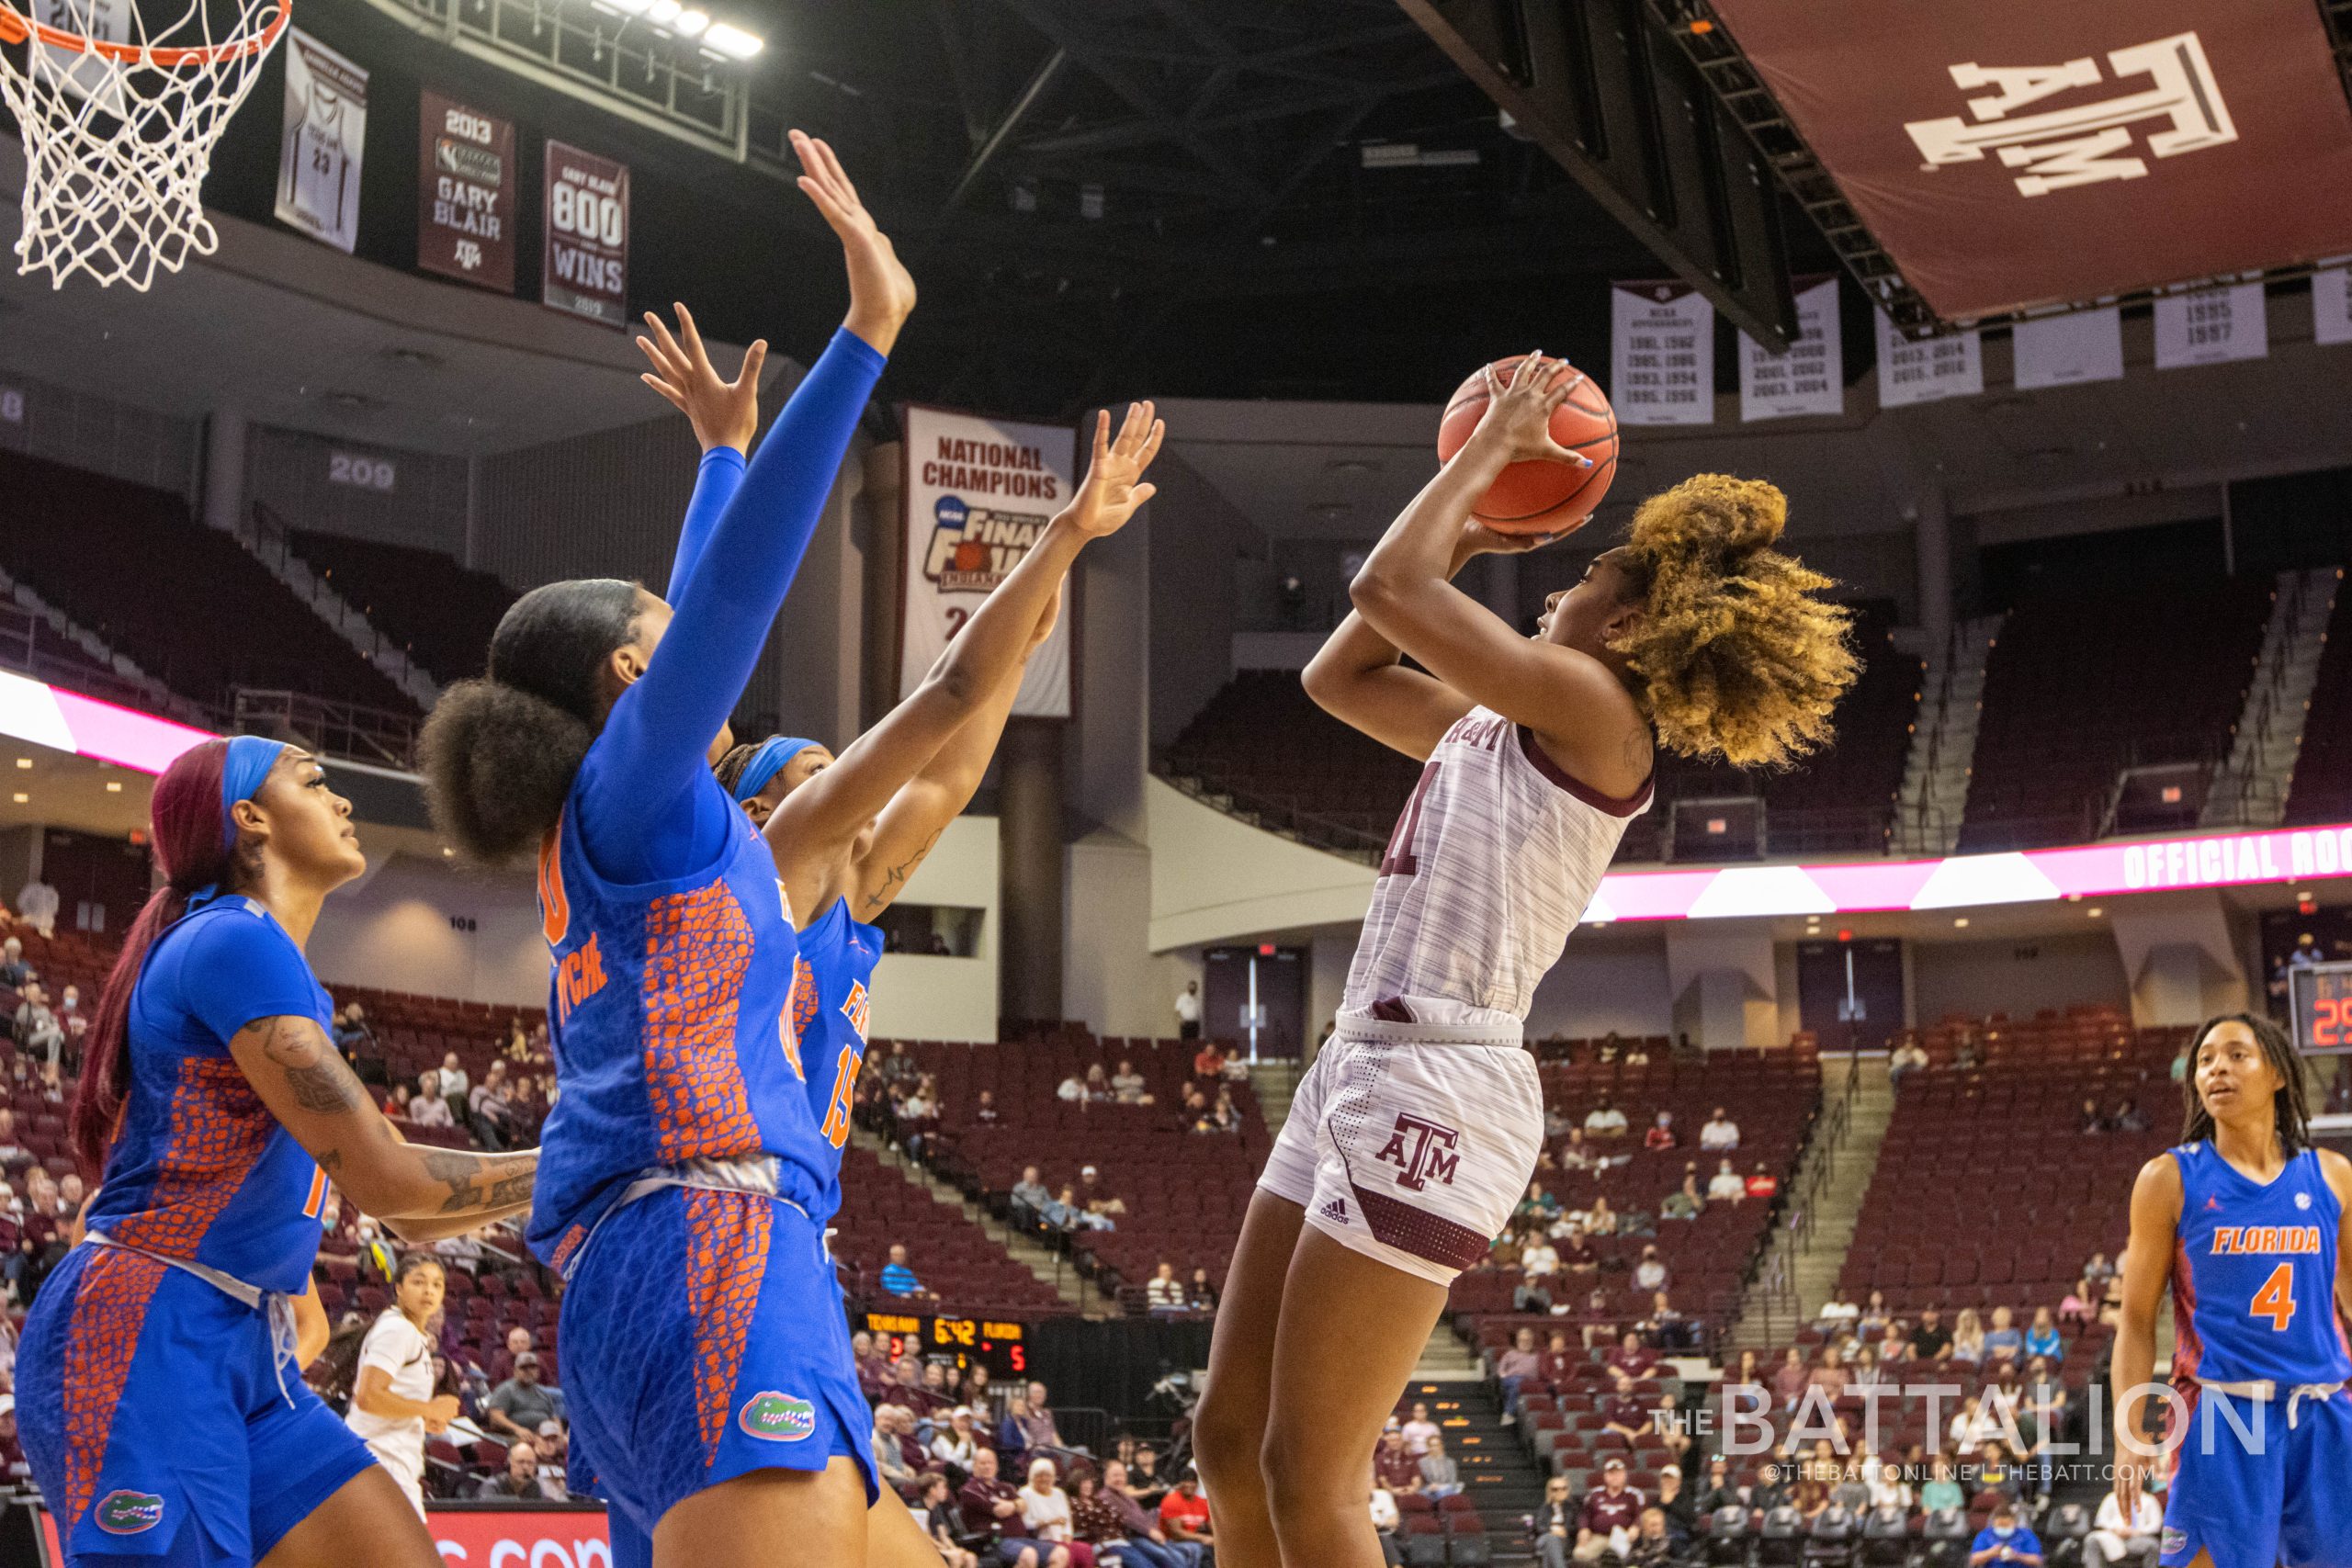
[2288,961,2352,1056]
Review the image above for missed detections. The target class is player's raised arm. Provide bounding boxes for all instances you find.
[2108,1152,2183,1519]
[763,402,1162,912]
[636,302,764,601]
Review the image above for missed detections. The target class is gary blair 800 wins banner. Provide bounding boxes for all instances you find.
[899,406,1075,719]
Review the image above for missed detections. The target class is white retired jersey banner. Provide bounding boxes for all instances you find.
[1873,310,1982,408]
[1611,282,1714,425]
[275,28,368,254]
[2011,308,2124,390]
[2314,265,2352,347]
[2154,283,2267,368]
[899,406,1075,718]
[1739,276,1842,422]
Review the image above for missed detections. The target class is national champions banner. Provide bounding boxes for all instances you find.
[419,90,516,290]
[899,406,1076,718]
[543,141,630,328]
[274,28,368,254]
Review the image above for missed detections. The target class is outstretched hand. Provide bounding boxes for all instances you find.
[636,303,766,455]
[1473,354,1598,468]
[790,129,915,355]
[1061,400,1166,539]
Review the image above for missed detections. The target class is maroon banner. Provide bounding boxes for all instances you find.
[419,89,516,289]
[542,140,630,329]
[1704,2,2352,319]
[39,1506,612,1566]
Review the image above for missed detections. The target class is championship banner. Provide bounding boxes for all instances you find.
[1873,310,1982,408]
[274,28,368,254]
[2153,282,2267,369]
[418,90,515,290]
[1738,276,1841,422]
[1611,281,1714,425]
[2316,265,2352,348]
[2011,307,2123,390]
[543,141,629,328]
[899,406,1076,718]
[1703,2,2352,321]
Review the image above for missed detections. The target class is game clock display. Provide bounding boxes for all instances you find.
[2289,962,2352,1056]
[865,1311,1028,1374]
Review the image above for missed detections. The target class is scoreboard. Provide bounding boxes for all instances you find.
[2288,961,2352,1056]
[865,1311,1028,1375]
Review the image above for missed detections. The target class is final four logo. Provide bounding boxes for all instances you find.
[923,493,1049,594]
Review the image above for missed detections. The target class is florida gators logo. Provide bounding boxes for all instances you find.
[95,1491,164,1535]
[739,1391,817,1442]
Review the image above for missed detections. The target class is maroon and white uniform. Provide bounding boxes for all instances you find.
[1260,705,1648,1284]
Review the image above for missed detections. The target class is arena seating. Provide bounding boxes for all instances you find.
[1164,601,1917,864]
[281,519,517,687]
[2284,570,2352,825]
[899,1032,1272,1308]
[1450,1044,1822,1355]
[831,1144,1069,1316]
[0,449,418,716]
[1960,572,2273,852]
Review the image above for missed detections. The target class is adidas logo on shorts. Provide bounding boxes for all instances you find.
[1320,1197,1349,1224]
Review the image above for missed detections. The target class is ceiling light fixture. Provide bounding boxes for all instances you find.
[106,781,123,793]
[702,20,762,57]
[671,6,710,36]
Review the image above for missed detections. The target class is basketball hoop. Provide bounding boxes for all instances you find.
[0,0,289,289]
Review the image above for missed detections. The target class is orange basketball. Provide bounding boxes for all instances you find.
[1436,355,1619,535]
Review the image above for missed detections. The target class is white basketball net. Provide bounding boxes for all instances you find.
[0,0,288,289]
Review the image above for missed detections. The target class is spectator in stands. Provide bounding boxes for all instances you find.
[1419,1435,1462,1499]
[1517,1230,1561,1311]
[1917,1457,1962,1516]
[1186,1268,1218,1313]
[1634,1246,1668,1294]
[2077,1098,2109,1134]
[882,1242,935,1299]
[1192,1039,1225,1080]
[974,1088,1002,1125]
[1626,1507,1676,1568]
[383,1083,413,1118]
[1694,1458,1740,1517]
[1146,1261,1187,1314]
[409,1071,454,1130]
[1175,982,1202,1040]
[1744,1163,1780,1201]
[2109,1098,2148,1134]
[0,938,29,987]
[1873,1318,1912,1366]
[1399,1400,1441,1457]
[1374,1428,1421,1493]
[1536,1474,1578,1568]
[1849,1346,1887,1392]
[2169,1041,2191,1084]
[2087,1464,2162,1568]
[1600,1369,1647,1444]
[961,1449,1065,1568]
[932,1405,984,1477]
[1012,1166,1054,1226]
[1912,1307,1952,1360]
[1656,1469,1697,1545]
[1157,1474,1214,1561]
[0,1111,37,1178]
[483,1350,565,1445]
[1020,1381,1076,1458]
[1888,1038,1928,1090]
[1696,1106,1739,1152]
[1609,1329,1659,1382]
[1809,1348,1849,1403]
[1968,1501,2042,1568]
[1557,1126,1595,1172]
[330,1002,373,1057]
[1369,1476,1403,1568]
[1178,1085,1211,1131]
[1124,1448,1170,1511]
[475,1438,557,1501]
[912,1473,982,1568]
[1983,1305,2024,1364]
[1078,1165,1126,1219]
[1771,1348,1811,1410]
[489,1325,537,1384]
[1580,1194,1620,1236]
[1111,1059,1153,1105]
[1661,1172,1705,1222]
[1205,1084,1242,1133]
[2058,1279,2098,1327]
[1496,1325,1542,1415]
[1095,1461,1194,1568]
[437,1050,469,1120]
[1707,1158,1746,1203]
[2082,1250,2116,1289]
[870,1404,919,1492]
[469,1061,516,1151]
[1815,1294,1859,1332]
[13,877,57,939]
[1585,1096,1629,1138]
[12,983,62,1067]
[1855,1290,1892,1339]
[1577,1457,1645,1562]
[1518,1180,1562,1222]
[1950,1308,1987,1365]
[1644,1111,1678,1152]
[1866,1459,1910,1514]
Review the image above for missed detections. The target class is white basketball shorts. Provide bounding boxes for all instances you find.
[1258,998,1543,1287]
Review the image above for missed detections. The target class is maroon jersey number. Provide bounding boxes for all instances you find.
[1380,760,1442,878]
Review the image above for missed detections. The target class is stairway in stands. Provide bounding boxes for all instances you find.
[1404,1376,1545,1566]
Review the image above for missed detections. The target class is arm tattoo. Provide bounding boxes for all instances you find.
[861,828,944,915]
[422,1149,537,1214]
[257,1017,366,1113]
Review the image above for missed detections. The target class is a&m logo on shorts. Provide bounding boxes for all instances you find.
[740,1392,818,1442]
[95,1491,164,1535]
[1374,1113,1462,1191]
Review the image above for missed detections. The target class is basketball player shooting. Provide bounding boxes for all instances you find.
[1193,354,1860,1568]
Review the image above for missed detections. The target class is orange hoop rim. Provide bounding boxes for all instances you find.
[0,0,288,67]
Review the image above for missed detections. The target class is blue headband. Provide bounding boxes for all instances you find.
[220,736,288,847]
[731,737,820,803]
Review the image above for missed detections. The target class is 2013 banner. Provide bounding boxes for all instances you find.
[419,90,516,290]
[899,405,1076,719]
[543,141,629,328]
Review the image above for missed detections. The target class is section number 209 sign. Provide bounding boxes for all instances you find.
[542,140,629,328]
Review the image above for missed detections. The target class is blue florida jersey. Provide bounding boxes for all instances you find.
[2168,1142,2352,1390]
[85,897,332,1292]
[786,896,882,1201]
[531,773,834,1272]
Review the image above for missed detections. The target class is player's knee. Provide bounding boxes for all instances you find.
[1259,1423,1351,1534]
[1189,1391,1259,1482]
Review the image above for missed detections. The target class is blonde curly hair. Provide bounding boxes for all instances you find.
[1609,474,1858,769]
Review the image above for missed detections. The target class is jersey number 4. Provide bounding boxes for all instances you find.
[2250,1262,2297,1332]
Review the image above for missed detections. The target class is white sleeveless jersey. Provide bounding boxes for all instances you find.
[1344,705,1649,1022]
